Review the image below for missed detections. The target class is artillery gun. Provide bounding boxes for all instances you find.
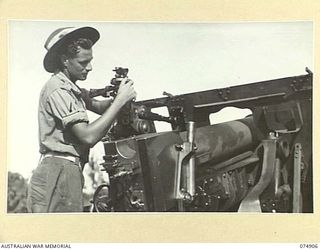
[90,68,313,213]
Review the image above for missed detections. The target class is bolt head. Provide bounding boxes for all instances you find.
[184,193,192,201]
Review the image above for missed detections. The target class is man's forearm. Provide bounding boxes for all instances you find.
[71,98,126,147]
[72,79,136,147]
[89,98,113,115]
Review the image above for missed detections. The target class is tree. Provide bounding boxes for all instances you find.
[7,172,28,213]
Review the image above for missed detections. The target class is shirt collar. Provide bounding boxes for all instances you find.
[55,71,83,97]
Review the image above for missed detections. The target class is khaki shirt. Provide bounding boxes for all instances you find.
[38,72,90,163]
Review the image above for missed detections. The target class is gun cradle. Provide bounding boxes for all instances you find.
[93,70,312,213]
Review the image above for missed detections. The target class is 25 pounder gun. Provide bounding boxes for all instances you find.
[90,68,312,213]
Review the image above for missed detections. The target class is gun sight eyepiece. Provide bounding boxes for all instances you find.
[113,67,129,78]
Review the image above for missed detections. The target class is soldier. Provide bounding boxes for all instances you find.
[27,26,136,212]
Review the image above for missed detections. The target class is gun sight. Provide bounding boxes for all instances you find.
[113,67,129,79]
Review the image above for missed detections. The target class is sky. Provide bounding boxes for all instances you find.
[7,21,313,178]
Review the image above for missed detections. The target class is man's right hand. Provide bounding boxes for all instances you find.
[114,78,137,107]
[71,77,137,148]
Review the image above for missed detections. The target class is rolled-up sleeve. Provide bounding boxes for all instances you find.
[46,89,89,129]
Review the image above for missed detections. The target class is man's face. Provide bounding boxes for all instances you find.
[64,47,93,82]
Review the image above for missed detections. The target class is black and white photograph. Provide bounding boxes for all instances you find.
[7,21,313,214]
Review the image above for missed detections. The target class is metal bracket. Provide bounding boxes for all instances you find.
[238,135,278,212]
[293,143,302,213]
[173,122,196,211]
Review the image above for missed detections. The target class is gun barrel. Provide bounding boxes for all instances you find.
[180,116,259,165]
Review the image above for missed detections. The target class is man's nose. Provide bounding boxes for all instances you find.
[86,62,92,72]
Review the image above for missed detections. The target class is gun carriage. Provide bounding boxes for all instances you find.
[85,68,313,213]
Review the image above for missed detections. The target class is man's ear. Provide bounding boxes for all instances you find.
[60,55,68,67]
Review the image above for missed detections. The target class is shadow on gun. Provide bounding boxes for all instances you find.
[90,68,312,213]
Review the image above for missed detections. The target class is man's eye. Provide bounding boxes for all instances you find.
[80,61,89,66]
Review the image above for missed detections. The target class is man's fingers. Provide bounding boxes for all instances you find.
[120,77,128,85]
[125,79,134,85]
[116,78,136,103]
[130,91,137,101]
